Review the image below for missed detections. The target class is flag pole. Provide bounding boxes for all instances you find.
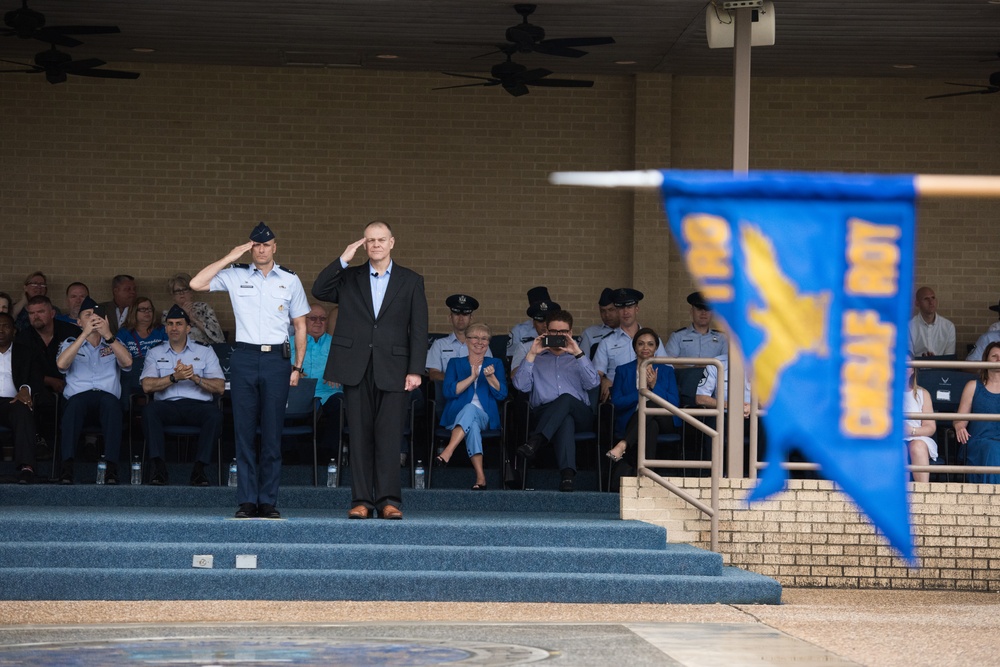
[550,170,1000,198]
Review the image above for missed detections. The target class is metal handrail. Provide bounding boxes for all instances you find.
[636,357,725,552]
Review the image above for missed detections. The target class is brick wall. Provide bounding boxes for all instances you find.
[2,66,997,346]
[621,476,1000,590]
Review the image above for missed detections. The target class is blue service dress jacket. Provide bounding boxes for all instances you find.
[440,356,508,430]
[609,359,680,438]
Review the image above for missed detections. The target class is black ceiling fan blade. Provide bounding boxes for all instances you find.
[542,37,615,48]
[0,56,34,68]
[432,82,495,91]
[514,67,553,83]
[925,89,993,99]
[71,67,139,79]
[64,58,107,71]
[528,78,594,88]
[938,82,991,89]
[440,72,497,82]
[31,31,81,47]
[44,25,120,36]
[531,43,587,58]
[502,82,530,97]
[0,66,37,72]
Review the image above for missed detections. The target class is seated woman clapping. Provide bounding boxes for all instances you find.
[605,327,680,466]
[954,341,1000,484]
[436,323,508,489]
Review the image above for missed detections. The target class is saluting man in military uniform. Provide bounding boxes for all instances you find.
[190,222,309,519]
[663,291,728,360]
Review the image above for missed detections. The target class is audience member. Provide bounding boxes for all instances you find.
[0,292,11,313]
[0,312,45,484]
[56,297,133,484]
[163,273,225,344]
[966,329,1000,362]
[507,286,552,358]
[99,274,137,335]
[987,298,1000,334]
[12,271,56,332]
[903,359,937,483]
[56,282,90,327]
[436,323,507,490]
[116,296,167,410]
[908,286,955,357]
[579,287,619,359]
[606,327,680,467]
[954,341,1000,484]
[290,303,343,462]
[594,288,666,401]
[16,295,80,397]
[426,294,478,382]
[513,310,600,492]
[664,291,728,360]
[192,222,309,520]
[140,305,226,486]
[510,298,560,373]
[695,354,752,417]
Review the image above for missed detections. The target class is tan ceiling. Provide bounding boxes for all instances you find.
[1,0,999,85]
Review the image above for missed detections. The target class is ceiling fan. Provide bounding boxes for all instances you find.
[434,50,593,97]
[925,72,1000,99]
[1,0,120,48]
[0,45,139,84]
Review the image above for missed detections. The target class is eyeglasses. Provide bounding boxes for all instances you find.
[306,316,327,322]
[25,283,46,288]
[467,336,490,342]
[547,329,571,335]
[172,288,191,294]
[136,307,154,313]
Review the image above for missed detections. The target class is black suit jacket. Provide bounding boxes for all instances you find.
[312,259,428,391]
[7,342,46,399]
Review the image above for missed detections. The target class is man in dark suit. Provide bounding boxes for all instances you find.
[0,312,46,483]
[313,220,428,520]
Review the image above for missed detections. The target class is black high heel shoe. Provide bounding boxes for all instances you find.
[434,455,448,467]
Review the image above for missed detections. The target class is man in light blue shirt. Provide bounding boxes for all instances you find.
[507,286,553,358]
[191,222,309,519]
[141,305,226,486]
[291,303,344,462]
[593,288,667,401]
[512,310,600,492]
[579,288,619,360]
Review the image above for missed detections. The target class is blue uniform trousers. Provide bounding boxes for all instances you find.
[230,347,291,506]
[61,390,122,462]
[531,393,593,472]
[143,398,223,465]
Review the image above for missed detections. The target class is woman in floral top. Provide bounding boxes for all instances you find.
[163,273,225,344]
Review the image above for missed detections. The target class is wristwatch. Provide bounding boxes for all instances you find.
[104,336,115,345]
[574,352,585,359]
[291,366,304,374]
[169,374,178,384]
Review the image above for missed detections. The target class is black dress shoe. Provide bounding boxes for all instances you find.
[59,460,74,485]
[150,458,168,486]
[257,504,281,519]
[518,434,546,460]
[105,464,119,486]
[190,462,210,487]
[18,467,33,485]
[234,503,257,519]
[559,468,575,492]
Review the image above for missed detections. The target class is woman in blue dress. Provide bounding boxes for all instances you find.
[954,341,1000,484]
[605,327,680,467]
[116,295,166,410]
[436,323,507,489]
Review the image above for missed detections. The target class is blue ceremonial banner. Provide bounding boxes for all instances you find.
[659,170,917,563]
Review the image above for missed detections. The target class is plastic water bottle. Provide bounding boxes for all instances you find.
[326,459,338,488]
[228,458,238,487]
[414,460,426,489]
[95,455,106,485]
[130,456,142,485]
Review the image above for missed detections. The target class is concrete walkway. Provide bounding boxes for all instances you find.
[0,589,996,665]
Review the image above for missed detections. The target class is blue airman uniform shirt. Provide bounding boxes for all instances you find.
[209,263,310,343]
[140,338,224,402]
[663,325,728,360]
[593,327,667,382]
[426,333,469,374]
[59,337,126,399]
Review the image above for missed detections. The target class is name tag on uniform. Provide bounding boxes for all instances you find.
[238,284,255,295]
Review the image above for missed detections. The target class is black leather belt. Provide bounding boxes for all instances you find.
[235,342,283,353]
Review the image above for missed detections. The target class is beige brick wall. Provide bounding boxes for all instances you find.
[621,476,1000,591]
[2,66,996,347]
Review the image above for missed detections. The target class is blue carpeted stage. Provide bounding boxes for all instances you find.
[0,467,781,605]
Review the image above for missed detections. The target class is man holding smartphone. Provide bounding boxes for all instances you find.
[512,310,600,492]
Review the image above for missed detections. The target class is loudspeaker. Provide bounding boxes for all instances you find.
[706,0,775,49]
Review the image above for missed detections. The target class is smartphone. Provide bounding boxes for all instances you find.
[91,304,106,319]
[542,335,567,348]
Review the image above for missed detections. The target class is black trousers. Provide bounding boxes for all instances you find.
[142,398,222,465]
[0,400,35,468]
[622,412,677,467]
[343,360,406,511]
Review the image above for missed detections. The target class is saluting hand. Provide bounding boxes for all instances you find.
[341,238,367,264]
[225,241,254,263]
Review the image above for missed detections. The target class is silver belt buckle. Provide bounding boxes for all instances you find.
[260,344,272,352]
